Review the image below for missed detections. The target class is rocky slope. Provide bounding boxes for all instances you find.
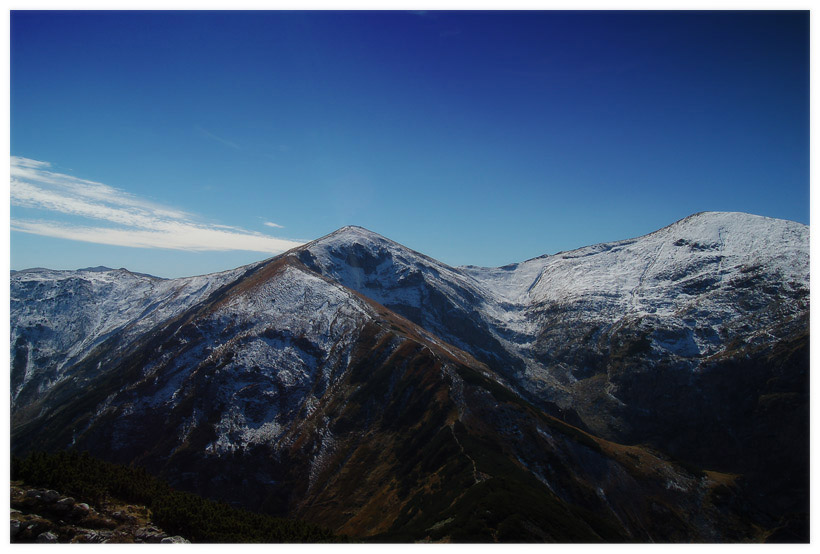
[10,211,809,542]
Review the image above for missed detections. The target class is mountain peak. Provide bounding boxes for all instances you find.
[649,211,808,253]
[662,210,806,233]
[336,224,370,233]
[298,225,398,255]
[78,265,115,272]
[327,225,387,241]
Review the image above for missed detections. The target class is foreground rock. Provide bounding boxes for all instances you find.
[10,483,189,544]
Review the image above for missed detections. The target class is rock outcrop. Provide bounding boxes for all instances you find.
[10,483,189,544]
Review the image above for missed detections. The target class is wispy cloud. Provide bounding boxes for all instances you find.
[10,156,304,254]
[195,126,241,150]
[263,221,284,229]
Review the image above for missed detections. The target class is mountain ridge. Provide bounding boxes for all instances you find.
[12,210,807,282]
[10,211,809,542]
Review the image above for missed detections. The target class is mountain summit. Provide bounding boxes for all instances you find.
[11,212,809,542]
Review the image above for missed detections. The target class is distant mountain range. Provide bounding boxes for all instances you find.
[10,211,809,542]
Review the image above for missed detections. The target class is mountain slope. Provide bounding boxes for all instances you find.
[10,264,257,409]
[10,211,809,541]
[295,213,807,397]
[278,212,810,539]
[9,255,759,541]
[295,225,531,379]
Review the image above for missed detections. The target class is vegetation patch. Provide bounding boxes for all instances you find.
[12,451,341,543]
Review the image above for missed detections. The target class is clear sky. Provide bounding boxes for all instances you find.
[10,10,809,278]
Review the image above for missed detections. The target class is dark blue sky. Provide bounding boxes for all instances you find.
[11,11,809,277]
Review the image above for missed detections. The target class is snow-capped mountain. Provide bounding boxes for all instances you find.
[293,212,808,435]
[299,213,807,376]
[10,212,809,542]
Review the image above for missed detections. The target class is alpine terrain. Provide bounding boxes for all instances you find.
[10,211,809,542]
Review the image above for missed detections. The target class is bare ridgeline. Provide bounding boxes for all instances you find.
[11,211,809,542]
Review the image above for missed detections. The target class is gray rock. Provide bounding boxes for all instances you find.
[160,536,190,544]
[41,490,60,503]
[54,497,75,513]
[71,502,91,517]
[136,526,167,543]
[74,530,112,543]
[10,519,22,539]
[25,518,50,536]
[36,531,59,543]
[25,489,42,499]
[111,510,136,523]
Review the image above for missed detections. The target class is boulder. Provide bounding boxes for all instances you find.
[10,519,22,540]
[24,517,51,536]
[72,530,112,543]
[136,526,167,543]
[71,503,91,518]
[36,531,58,543]
[160,536,190,544]
[54,497,75,513]
[111,510,136,523]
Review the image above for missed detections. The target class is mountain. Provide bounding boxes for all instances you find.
[10,212,809,542]
[295,214,809,526]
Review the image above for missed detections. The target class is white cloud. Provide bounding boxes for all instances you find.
[263,221,284,228]
[10,156,304,254]
[12,157,51,170]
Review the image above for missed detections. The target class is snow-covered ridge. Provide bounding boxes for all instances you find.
[132,262,378,455]
[289,212,808,398]
[462,211,808,309]
[299,211,806,319]
[11,264,255,344]
[10,263,259,405]
[11,211,809,412]
[300,213,807,314]
[294,224,496,323]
